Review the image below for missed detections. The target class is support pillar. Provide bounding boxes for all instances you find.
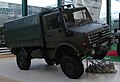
[106,0,111,27]
[58,0,62,7]
[119,13,120,29]
[22,0,28,16]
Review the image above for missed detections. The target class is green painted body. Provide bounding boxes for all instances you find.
[4,6,110,60]
[4,14,42,47]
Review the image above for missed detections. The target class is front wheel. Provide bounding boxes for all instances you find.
[60,56,84,79]
[16,50,31,70]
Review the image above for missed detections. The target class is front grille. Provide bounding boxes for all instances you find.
[88,27,110,45]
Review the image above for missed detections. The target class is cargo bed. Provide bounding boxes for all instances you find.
[4,13,43,47]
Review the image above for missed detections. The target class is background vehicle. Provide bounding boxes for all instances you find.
[4,5,110,79]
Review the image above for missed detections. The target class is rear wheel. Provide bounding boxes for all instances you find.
[60,56,84,79]
[16,50,31,70]
[117,42,120,56]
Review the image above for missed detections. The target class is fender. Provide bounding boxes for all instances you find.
[55,42,83,56]
[55,42,84,65]
[11,47,28,56]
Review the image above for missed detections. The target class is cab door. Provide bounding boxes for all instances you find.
[43,12,66,48]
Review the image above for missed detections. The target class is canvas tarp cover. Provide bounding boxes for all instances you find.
[4,13,43,47]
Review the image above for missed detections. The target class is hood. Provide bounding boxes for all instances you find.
[68,22,108,34]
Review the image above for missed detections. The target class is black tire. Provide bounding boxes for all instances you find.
[60,56,84,79]
[92,48,108,59]
[16,50,31,70]
[44,58,55,65]
[117,42,120,56]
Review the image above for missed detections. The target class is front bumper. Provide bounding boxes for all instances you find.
[91,41,109,55]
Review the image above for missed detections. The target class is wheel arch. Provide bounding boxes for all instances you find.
[11,47,28,56]
[55,42,83,65]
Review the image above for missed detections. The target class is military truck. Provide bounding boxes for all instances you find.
[4,5,110,79]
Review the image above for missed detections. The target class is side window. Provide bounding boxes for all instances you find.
[47,13,59,30]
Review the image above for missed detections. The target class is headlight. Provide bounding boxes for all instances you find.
[92,44,96,47]
[91,50,95,54]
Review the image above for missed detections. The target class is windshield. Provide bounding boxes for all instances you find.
[63,8,92,27]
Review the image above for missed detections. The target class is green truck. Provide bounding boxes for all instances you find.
[4,5,110,79]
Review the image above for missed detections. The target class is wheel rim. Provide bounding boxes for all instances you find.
[16,50,31,70]
[65,63,74,73]
[19,57,24,66]
[60,56,84,79]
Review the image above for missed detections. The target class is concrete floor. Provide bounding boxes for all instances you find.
[0,57,120,82]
